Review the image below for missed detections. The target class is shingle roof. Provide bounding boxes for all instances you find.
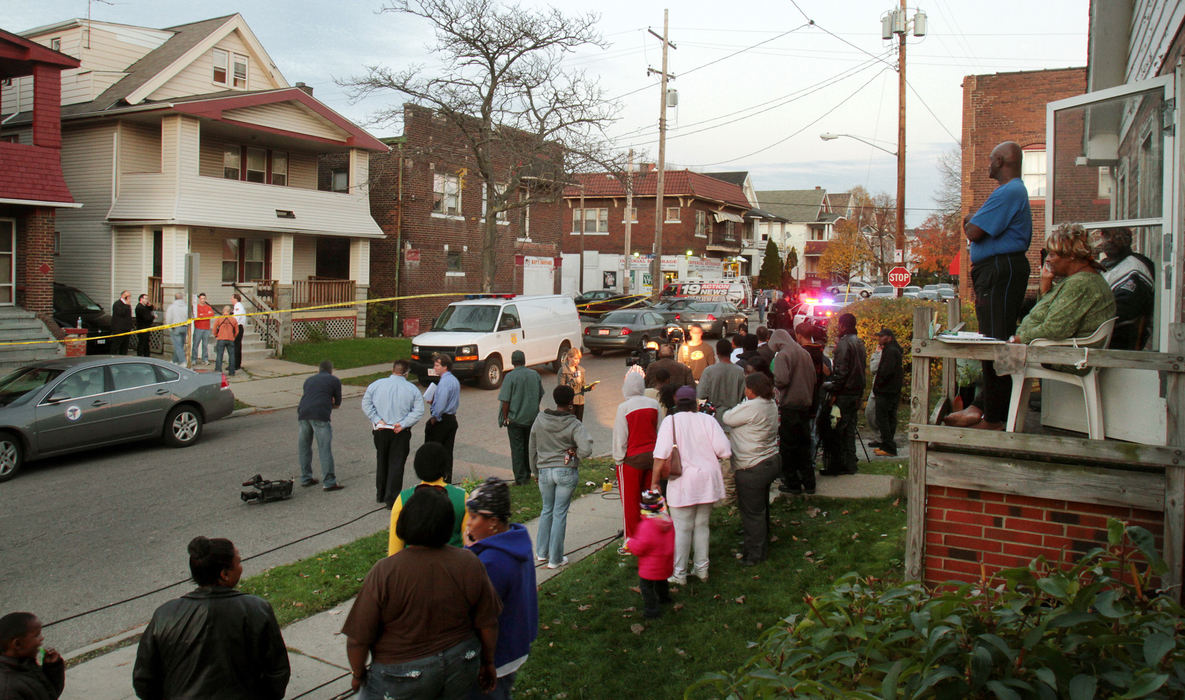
[90,14,235,111]
[704,171,748,186]
[757,189,827,222]
[568,170,750,209]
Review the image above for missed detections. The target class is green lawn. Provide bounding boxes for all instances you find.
[515,493,907,699]
[341,371,393,388]
[281,337,411,369]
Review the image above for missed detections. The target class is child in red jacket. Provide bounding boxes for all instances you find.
[631,490,675,618]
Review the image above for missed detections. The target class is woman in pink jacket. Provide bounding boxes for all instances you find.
[651,385,731,585]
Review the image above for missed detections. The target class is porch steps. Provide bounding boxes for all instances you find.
[239,323,273,364]
[0,308,63,369]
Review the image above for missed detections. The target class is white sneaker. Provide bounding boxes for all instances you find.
[694,567,709,583]
[534,554,547,564]
[546,557,570,570]
[667,573,687,585]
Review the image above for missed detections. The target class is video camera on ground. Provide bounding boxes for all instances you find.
[240,474,293,504]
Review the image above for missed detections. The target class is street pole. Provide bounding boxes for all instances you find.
[578,187,585,293]
[648,10,675,298]
[623,148,634,295]
[895,0,907,297]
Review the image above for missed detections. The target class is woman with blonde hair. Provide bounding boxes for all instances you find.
[1009,223,1116,345]
[557,347,594,421]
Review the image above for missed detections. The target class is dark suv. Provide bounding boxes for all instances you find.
[53,282,113,353]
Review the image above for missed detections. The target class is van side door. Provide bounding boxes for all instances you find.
[495,304,526,364]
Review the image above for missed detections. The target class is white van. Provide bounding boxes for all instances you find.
[410,295,582,389]
[660,278,753,308]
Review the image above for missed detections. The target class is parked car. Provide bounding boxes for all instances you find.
[828,281,874,298]
[833,292,863,305]
[869,285,897,299]
[645,297,699,323]
[574,290,643,317]
[582,310,678,354]
[792,299,843,330]
[902,285,922,299]
[53,282,113,353]
[918,284,942,300]
[0,356,235,482]
[673,301,748,337]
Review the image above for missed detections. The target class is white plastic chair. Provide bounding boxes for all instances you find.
[1004,317,1117,440]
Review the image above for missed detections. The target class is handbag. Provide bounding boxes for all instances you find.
[654,415,683,480]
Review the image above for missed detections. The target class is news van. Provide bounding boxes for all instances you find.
[659,278,753,308]
[410,295,582,389]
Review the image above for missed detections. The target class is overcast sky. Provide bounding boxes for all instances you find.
[10,0,1089,225]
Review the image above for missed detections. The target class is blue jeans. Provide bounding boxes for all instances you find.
[298,420,335,487]
[214,339,235,375]
[191,328,210,362]
[536,466,578,565]
[170,326,187,365]
[362,637,480,700]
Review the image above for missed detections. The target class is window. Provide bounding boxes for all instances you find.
[665,206,680,222]
[232,53,248,89]
[244,239,267,281]
[695,210,707,237]
[623,207,638,223]
[50,37,61,52]
[245,148,267,183]
[154,365,180,383]
[51,367,107,401]
[212,48,229,85]
[1022,148,1047,197]
[110,363,159,391]
[270,151,287,186]
[482,183,508,222]
[446,250,462,272]
[433,173,461,215]
[725,221,736,240]
[572,208,608,233]
[330,168,349,192]
[498,305,520,330]
[222,238,240,283]
[1098,166,1114,199]
[222,149,240,180]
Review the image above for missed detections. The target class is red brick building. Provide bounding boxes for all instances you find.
[562,169,750,294]
[0,28,79,329]
[960,67,1108,298]
[342,103,565,335]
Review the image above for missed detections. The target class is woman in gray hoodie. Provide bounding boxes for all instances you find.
[529,385,595,569]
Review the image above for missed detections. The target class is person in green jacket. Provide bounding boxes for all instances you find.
[499,350,544,485]
[387,442,468,555]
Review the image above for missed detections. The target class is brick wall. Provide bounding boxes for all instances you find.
[961,67,1093,296]
[335,104,566,335]
[924,485,1163,585]
[559,196,743,261]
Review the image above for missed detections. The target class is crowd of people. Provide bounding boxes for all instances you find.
[106,290,249,373]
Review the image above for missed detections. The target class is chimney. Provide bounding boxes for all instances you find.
[295,82,313,96]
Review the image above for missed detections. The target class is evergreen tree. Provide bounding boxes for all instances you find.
[758,239,783,288]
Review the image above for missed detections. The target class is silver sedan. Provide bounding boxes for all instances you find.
[0,356,235,482]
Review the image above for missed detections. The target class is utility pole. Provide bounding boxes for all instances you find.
[578,187,586,292]
[647,10,675,297]
[623,148,634,295]
[896,0,907,260]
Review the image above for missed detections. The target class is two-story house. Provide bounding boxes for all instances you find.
[1,14,387,346]
[758,187,847,281]
[0,28,79,361]
[705,171,788,279]
[562,167,751,294]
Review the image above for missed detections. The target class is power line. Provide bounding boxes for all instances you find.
[905,78,961,145]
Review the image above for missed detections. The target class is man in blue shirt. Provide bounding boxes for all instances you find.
[297,360,343,491]
[945,141,1032,430]
[362,359,426,507]
[425,353,462,482]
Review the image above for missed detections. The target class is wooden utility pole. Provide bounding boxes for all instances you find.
[623,148,634,295]
[578,187,586,292]
[648,10,675,297]
[895,0,907,259]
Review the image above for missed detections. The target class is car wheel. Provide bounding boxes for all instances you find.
[553,341,571,374]
[163,404,203,447]
[0,432,22,482]
[479,355,504,390]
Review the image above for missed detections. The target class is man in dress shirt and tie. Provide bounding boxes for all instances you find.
[361,359,425,507]
[425,354,461,482]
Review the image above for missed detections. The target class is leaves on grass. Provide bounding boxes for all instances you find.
[629,586,641,594]
[806,507,821,518]
[672,603,684,611]
[630,624,645,635]
[577,604,592,611]
[734,596,746,605]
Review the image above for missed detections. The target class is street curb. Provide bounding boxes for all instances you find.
[63,623,146,665]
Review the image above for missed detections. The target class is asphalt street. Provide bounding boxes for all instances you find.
[0,353,627,654]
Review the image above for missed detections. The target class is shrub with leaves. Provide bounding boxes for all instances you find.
[690,520,1184,699]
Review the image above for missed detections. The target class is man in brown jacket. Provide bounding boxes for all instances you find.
[213,306,239,377]
[767,328,816,494]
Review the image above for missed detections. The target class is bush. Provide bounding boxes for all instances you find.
[831,298,977,392]
[691,520,1184,699]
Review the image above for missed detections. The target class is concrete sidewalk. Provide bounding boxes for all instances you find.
[224,358,392,413]
[61,469,902,700]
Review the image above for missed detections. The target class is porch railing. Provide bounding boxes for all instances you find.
[233,282,282,356]
[292,279,356,308]
[148,276,163,308]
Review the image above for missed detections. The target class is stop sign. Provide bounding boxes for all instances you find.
[888,266,912,288]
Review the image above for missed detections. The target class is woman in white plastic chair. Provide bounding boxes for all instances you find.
[1008,223,1115,346]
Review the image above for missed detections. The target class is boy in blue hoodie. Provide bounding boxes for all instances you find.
[465,478,539,699]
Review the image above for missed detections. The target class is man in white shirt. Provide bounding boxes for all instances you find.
[232,293,247,372]
[164,293,188,365]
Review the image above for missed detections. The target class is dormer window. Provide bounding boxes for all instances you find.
[213,48,249,89]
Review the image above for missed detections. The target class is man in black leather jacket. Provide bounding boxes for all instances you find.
[821,313,866,475]
[133,537,289,700]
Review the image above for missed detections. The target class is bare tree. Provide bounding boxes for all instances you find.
[837,186,895,282]
[934,147,962,231]
[342,0,620,291]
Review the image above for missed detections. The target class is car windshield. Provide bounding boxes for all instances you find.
[0,367,64,406]
[433,304,499,332]
[602,311,639,324]
[70,288,103,313]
